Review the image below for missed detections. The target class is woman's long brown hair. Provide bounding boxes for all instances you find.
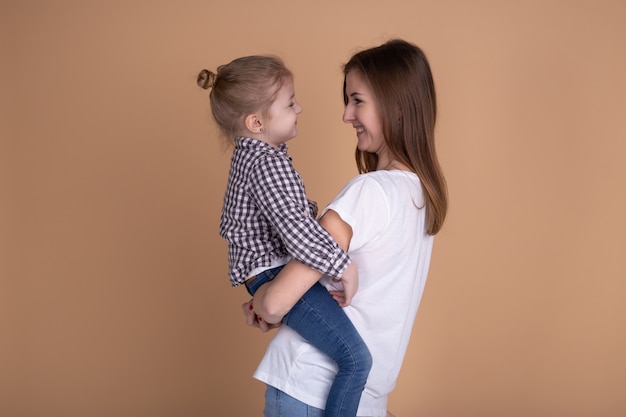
[343,39,448,235]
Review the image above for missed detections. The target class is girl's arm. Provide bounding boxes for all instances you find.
[252,157,350,280]
[253,209,353,324]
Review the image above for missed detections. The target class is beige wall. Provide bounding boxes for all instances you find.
[2,1,625,416]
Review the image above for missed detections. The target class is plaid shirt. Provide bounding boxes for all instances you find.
[220,137,350,286]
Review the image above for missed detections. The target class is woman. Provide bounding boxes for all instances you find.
[245,38,448,417]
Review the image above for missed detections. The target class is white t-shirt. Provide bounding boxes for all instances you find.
[254,170,435,417]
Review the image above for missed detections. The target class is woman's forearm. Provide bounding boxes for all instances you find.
[253,260,323,323]
[253,209,353,324]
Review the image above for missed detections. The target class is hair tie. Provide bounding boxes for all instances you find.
[197,69,217,90]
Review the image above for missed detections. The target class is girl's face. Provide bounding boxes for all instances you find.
[264,78,302,147]
[342,70,385,155]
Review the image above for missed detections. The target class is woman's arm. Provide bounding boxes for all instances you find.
[253,209,353,324]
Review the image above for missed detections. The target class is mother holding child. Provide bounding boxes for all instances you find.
[199,38,447,417]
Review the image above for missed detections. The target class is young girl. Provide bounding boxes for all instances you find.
[247,39,448,417]
[197,55,371,417]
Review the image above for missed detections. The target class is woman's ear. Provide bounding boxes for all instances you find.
[244,114,264,134]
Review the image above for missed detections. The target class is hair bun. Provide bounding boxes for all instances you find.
[197,69,217,89]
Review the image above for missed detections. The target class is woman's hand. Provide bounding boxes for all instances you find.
[241,299,281,332]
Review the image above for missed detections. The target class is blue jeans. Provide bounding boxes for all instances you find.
[246,266,372,417]
[264,385,324,417]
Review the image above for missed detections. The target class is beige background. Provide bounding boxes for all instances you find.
[2,1,625,416]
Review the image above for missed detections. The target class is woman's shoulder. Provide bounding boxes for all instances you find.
[346,170,419,188]
[334,171,399,203]
[339,170,423,206]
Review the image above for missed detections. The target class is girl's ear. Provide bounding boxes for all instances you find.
[244,114,263,134]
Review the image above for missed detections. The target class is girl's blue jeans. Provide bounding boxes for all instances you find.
[246,265,372,417]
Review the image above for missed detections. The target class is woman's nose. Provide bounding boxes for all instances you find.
[342,106,353,123]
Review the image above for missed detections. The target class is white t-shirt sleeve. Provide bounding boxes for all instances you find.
[322,175,390,252]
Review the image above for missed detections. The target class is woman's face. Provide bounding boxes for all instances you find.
[342,70,385,154]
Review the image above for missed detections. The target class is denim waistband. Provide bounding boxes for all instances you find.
[244,264,286,296]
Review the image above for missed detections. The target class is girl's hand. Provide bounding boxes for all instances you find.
[328,290,347,306]
[329,261,358,307]
[339,261,358,306]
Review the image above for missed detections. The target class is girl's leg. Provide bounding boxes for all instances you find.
[283,282,372,417]
[264,385,324,417]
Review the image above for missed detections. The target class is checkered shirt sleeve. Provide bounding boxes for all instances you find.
[220,138,350,285]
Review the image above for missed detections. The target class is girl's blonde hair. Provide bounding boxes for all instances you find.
[198,55,292,140]
[343,39,448,235]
